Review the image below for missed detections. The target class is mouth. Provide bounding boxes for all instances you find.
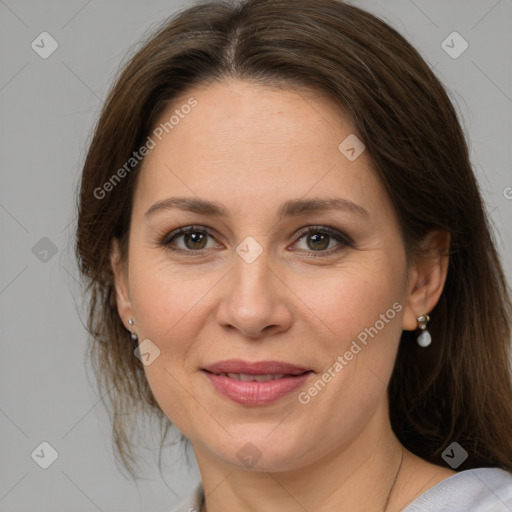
[203,359,312,376]
[207,372,299,382]
[201,359,314,406]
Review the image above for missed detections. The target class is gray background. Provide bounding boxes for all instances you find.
[1,0,511,511]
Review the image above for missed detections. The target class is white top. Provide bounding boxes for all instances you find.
[170,467,512,511]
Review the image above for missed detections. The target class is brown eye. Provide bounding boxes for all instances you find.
[182,231,208,250]
[291,226,352,258]
[305,233,330,251]
[163,227,217,252]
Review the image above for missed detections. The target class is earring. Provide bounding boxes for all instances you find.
[128,319,138,341]
[416,314,431,347]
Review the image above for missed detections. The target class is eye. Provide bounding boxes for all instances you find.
[161,226,218,252]
[159,224,353,257]
[291,226,352,257]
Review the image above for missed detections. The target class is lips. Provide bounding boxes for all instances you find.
[218,373,287,382]
[203,359,311,376]
[202,359,313,406]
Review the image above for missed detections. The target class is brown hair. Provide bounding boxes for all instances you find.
[75,0,512,479]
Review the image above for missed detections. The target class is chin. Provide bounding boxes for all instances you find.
[200,427,315,472]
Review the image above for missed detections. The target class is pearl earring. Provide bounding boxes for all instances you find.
[417,314,431,347]
[128,319,138,341]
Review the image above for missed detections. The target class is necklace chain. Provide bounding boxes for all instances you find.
[200,448,405,512]
[382,447,405,512]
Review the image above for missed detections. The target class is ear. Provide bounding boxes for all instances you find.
[402,229,451,331]
[110,237,134,331]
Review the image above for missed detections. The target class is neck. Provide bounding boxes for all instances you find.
[194,404,408,512]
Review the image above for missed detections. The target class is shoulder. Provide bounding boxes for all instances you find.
[169,480,204,512]
[403,467,512,511]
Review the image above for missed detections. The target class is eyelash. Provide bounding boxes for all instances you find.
[159,225,353,258]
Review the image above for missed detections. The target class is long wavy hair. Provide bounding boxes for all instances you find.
[75,0,512,479]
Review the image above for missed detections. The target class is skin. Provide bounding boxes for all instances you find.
[111,79,455,511]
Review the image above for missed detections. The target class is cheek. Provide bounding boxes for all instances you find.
[128,250,218,344]
[126,258,211,433]
[288,263,404,448]
[293,253,406,417]
[295,256,404,344]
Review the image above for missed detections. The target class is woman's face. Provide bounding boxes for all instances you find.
[113,79,418,471]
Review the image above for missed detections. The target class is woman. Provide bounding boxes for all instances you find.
[75,0,512,510]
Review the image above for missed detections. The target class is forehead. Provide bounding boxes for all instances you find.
[150,79,355,154]
[132,79,388,219]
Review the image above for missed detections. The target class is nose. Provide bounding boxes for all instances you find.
[215,251,294,339]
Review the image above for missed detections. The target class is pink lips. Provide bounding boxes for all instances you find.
[202,359,313,406]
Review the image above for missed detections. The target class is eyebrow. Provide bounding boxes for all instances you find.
[144,196,369,219]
